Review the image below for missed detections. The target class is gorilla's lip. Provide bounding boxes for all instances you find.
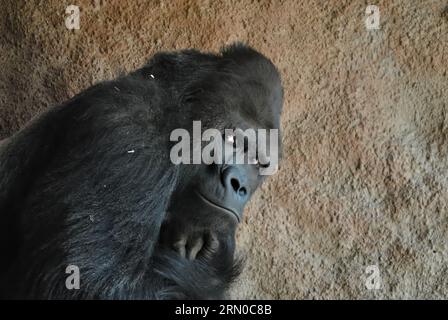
[196,192,241,223]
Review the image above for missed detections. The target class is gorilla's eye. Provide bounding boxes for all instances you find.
[259,161,271,168]
[249,152,271,168]
[258,156,271,168]
[248,156,258,165]
[223,132,237,149]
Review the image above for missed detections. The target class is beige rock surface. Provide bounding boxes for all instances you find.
[0,0,447,299]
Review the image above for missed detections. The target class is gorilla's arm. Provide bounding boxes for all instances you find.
[0,76,180,298]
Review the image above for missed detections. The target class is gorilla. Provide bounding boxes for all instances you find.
[0,43,283,299]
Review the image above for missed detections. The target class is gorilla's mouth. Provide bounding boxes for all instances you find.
[196,192,241,223]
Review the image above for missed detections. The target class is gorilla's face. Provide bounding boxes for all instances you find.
[167,61,283,233]
[171,143,266,229]
[159,46,283,262]
[163,123,281,260]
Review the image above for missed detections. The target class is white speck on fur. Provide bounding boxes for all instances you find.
[127,150,135,154]
[150,74,155,79]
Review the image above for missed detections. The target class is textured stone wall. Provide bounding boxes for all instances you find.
[0,0,447,298]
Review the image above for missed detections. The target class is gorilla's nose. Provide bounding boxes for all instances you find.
[222,166,249,199]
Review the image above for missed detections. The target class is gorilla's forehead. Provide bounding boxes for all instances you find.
[143,44,283,139]
[184,67,282,130]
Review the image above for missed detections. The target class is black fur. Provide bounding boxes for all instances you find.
[0,44,283,299]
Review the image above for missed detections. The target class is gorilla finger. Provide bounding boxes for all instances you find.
[187,236,204,261]
[206,232,219,253]
[198,232,219,260]
[173,237,187,259]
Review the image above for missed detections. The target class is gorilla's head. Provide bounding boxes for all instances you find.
[164,44,283,236]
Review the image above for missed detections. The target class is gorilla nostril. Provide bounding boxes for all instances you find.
[230,178,247,197]
[230,178,240,192]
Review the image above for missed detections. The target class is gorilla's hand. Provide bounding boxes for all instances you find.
[174,230,219,261]
[153,221,240,299]
[159,220,221,261]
